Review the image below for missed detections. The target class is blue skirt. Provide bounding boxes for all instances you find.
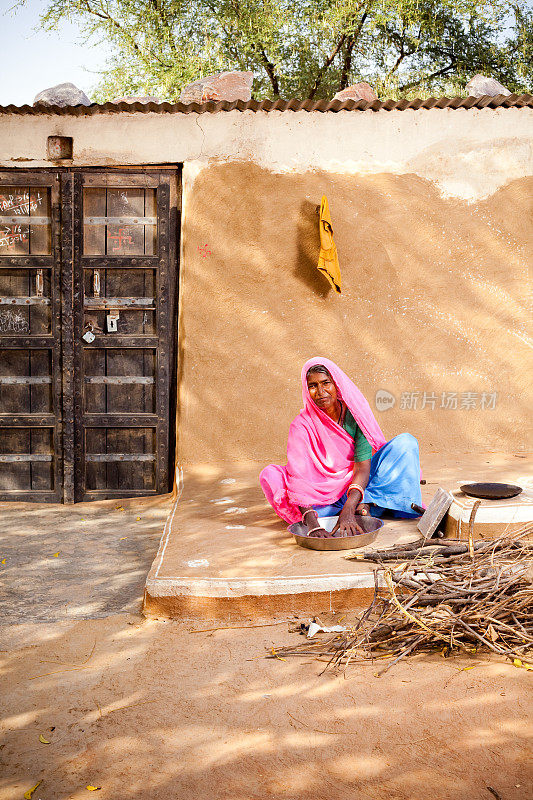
[312,433,423,519]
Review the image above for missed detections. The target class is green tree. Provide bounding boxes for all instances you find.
[22,0,533,100]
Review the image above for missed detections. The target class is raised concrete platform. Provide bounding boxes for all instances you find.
[144,452,532,620]
[445,486,533,537]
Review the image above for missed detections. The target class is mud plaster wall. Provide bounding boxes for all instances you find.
[179,164,532,464]
[0,107,531,464]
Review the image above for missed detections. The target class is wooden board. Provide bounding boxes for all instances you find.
[417,488,454,540]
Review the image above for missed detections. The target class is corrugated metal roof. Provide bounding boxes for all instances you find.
[0,93,531,116]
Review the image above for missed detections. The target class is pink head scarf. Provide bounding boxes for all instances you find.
[259,357,387,523]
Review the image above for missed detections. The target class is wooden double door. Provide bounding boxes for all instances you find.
[0,169,178,502]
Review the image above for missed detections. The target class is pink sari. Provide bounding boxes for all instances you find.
[260,358,387,523]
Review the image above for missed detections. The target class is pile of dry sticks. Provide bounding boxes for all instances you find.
[271,526,533,675]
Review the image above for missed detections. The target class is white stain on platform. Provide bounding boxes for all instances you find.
[226,525,246,530]
[220,478,236,484]
[185,559,210,568]
[223,507,247,514]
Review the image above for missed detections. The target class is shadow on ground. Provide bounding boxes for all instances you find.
[0,495,172,623]
[0,614,531,800]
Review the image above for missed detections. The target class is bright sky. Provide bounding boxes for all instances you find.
[0,0,111,106]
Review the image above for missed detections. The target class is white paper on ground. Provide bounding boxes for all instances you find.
[307,622,347,638]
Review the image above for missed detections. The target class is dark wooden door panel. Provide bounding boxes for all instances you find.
[0,168,178,503]
[72,171,175,501]
[0,172,62,501]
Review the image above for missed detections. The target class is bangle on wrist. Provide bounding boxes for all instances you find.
[347,483,365,499]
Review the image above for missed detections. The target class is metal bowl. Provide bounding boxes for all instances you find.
[460,482,523,500]
[289,515,383,551]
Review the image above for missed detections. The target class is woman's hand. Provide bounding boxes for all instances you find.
[300,508,330,538]
[311,526,333,538]
[332,497,365,537]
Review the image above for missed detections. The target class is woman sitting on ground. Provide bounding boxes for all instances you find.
[260,357,423,538]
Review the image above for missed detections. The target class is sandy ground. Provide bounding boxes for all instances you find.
[1,611,532,800]
[0,496,172,623]
[1,496,532,800]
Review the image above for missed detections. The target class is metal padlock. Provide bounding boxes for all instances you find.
[107,310,119,332]
[82,329,95,343]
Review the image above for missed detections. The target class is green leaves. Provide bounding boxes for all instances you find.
[19,0,533,100]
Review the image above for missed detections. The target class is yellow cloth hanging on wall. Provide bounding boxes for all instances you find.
[317,195,341,293]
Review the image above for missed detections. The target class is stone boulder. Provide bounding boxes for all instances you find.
[179,71,254,103]
[33,82,91,107]
[111,95,163,104]
[465,75,511,98]
[333,82,377,103]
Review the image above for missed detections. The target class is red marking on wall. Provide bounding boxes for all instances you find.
[109,227,134,252]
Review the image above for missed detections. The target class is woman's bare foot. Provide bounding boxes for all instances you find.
[355,502,370,516]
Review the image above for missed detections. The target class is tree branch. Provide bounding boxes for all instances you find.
[339,36,355,90]
[148,0,178,55]
[399,61,456,92]
[260,47,280,96]
[388,51,406,75]
[338,10,369,91]
[203,0,243,63]
[82,0,169,68]
[308,34,347,99]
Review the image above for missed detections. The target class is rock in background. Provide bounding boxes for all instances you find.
[33,82,91,107]
[333,83,378,103]
[179,71,254,103]
[466,75,511,98]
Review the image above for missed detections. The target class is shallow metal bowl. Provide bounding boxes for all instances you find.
[460,482,523,500]
[289,515,383,551]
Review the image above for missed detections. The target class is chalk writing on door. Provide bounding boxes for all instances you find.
[0,190,43,215]
[0,225,28,248]
[0,310,28,332]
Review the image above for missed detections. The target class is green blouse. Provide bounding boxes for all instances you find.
[342,407,372,462]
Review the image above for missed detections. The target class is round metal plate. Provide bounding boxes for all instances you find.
[460,482,523,500]
[289,515,383,551]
